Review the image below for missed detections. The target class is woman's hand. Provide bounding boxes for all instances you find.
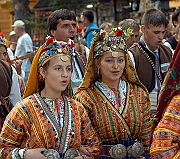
[73,146,92,159]
[24,148,47,159]
[12,59,22,74]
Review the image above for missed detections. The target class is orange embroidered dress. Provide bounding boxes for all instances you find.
[150,95,180,158]
[0,93,101,159]
[74,81,152,158]
[150,42,180,158]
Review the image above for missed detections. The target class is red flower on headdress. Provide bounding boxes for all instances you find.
[116,29,123,36]
[46,37,54,45]
[100,33,105,40]
[0,32,5,38]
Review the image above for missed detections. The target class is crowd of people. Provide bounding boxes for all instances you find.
[0,7,180,159]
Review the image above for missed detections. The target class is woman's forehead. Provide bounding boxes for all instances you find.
[102,51,125,58]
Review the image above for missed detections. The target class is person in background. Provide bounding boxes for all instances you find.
[74,35,89,60]
[163,24,180,51]
[0,37,101,159]
[76,17,87,47]
[163,22,173,41]
[0,33,21,132]
[74,28,152,158]
[99,22,112,33]
[47,9,87,95]
[0,32,25,95]
[172,8,180,28]
[150,41,180,158]
[119,19,140,49]
[8,30,18,54]
[12,20,33,84]
[81,10,98,48]
[128,9,172,116]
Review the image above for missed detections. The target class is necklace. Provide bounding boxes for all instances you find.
[101,81,121,111]
[34,93,72,154]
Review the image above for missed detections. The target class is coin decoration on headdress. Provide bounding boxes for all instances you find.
[91,24,133,58]
[38,37,75,67]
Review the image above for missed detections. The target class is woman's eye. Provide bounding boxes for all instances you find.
[119,59,124,62]
[55,67,60,70]
[67,67,72,71]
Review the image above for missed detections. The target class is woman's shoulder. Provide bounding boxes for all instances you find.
[129,82,147,91]
[74,85,95,97]
[17,94,38,109]
[67,96,85,111]
[128,82,149,99]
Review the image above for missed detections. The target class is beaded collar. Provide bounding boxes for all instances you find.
[34,93,73,154]
[95,80,127,113]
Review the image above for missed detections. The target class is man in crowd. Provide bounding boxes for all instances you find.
[81,10,98,48]
[128,9,172,115]
[47,9,86,95]
[12,20,33,84]
[119,18,140,49]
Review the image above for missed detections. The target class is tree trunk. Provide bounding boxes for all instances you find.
[13,0,31,20]
[12,0,32,36]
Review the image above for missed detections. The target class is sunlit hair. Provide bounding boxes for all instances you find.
[99,22,113,30]
[119,19,140,32]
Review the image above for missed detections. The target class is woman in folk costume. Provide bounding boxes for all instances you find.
[0,60,13,131]
[0,33,21,132]
[0,32,25,96]
[150,41,180,158]
[0,37,101,159]
[73,27,152,159]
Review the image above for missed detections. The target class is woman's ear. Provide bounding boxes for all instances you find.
[95,58,100,68]
[39,67,45,79]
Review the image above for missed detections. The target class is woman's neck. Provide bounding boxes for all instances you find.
[41,89,62,99]
[101,80,120,91]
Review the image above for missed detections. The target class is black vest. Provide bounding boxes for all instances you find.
[129,42,172,93]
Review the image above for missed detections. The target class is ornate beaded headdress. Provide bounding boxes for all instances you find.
[92,25,133,58]
[38,37,75,67]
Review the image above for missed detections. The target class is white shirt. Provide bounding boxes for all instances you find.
[9,67,21,106]
[7,48,15,60]
[15,33,33,72]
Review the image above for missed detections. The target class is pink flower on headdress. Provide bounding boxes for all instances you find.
[46,37,54,45]
[116,30,123,36]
